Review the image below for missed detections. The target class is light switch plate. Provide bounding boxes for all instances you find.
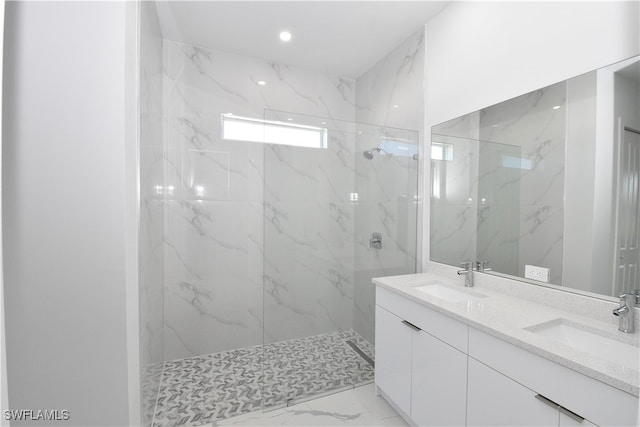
[525,264,550,283]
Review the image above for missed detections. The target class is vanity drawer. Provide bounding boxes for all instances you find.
[376,286,468,353]
[469,327,638,426]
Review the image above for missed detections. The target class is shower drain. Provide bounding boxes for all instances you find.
[345,340,375,368]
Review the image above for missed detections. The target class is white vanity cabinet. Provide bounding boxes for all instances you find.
[375,287,468,426]
[467,357,560,426]
[559,412,597,427]
[468,327,638,427]
[411,328,467,426]
[374,284,639,427]
[374,305,413,415]
[467,357,600,427]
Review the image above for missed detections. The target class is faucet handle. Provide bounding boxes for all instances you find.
[619,292,639,306]
[459,261,472,270]
[614,293,636,333]
[475,260,489,272]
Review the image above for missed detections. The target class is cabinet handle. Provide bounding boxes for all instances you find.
[559,406,585,423]
[535,395,585,423]
[534,394,560,410]
[401,320,421,331]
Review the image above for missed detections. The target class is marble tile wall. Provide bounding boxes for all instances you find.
[162,40,357,360]
[430,133,479,266]
[430,82,566,285]
[475,140,521,276]
[138,2,165,425]
[430,111,482,266]
[478,82,566,284]
[261,112,358,344]
[354,30,424,343]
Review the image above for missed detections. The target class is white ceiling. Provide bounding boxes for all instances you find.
[156,1,450,79]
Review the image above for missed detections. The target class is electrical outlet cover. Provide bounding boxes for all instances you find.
[525,264,550,283]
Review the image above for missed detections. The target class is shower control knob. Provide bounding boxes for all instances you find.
[370,232,382,249]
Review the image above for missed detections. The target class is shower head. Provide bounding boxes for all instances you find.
[362,146,386,159]
[362,150,374,159]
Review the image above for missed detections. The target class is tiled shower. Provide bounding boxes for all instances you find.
[138,2,423,425]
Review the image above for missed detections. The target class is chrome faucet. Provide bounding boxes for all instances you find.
[475,260,489,272]
[457,261,473,287]
[612,292,637,333]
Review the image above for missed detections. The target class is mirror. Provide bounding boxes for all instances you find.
[430,55,640,300]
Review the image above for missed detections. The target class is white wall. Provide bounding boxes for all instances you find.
[124,3,141,425]
[423,1,640,267]
[2,2,133,425]
[0,0,8,424]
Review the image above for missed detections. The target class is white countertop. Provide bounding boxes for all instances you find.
[373,272,640,397]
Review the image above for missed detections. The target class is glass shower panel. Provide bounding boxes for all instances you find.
[261,109,419,408]
[430,133,478,266]
[476,140,522,276]
[353,122,419,345]
[429,134,524,277]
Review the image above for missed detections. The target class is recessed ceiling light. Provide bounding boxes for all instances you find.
[279,31,292,42]
[392,104,400,109]
[553,105,561,110]
[257,80,266,86]
[287,117,293,121]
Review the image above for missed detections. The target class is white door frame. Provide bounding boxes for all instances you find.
[613,125,640,295]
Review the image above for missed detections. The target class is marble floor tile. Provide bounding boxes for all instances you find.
[216,384,408,426]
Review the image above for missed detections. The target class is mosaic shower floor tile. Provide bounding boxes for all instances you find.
[151,330,375,427]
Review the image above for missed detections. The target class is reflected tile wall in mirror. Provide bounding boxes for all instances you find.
[431,80,566,285]
[430,55,640,300]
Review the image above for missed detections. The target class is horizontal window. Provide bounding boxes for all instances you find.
[431,142,454,161]
[501,155,532,170]
[380,137,418,158]
[222,114,327,149]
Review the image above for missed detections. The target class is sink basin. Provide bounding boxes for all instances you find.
[410,281,487,304]
[526,319,639,369]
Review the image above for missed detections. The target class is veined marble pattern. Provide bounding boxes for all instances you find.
[430,134,479,265]
[163,39,358,360]
[262,123,357,344]
[475,140,521,277]
[162,30,422,361]
[430,113,481,268]
[151,330,375,427]
[431,81,566,284]
[353,30,423,344]
[216,383,407,427]
[479,81,566,283]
